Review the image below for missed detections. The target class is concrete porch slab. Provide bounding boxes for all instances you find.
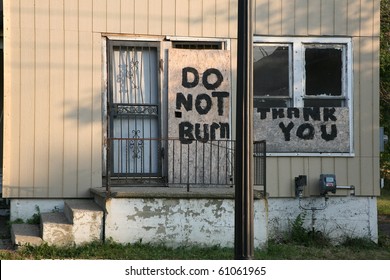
[91,187,266,199]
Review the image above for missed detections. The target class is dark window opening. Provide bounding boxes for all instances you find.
[253,45,290,97]
[305,48,342,97]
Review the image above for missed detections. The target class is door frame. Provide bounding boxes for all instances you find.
[104,38,164,181]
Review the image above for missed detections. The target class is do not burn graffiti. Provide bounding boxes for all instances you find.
[175,67,230,144]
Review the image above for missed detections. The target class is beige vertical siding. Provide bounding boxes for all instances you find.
[3,0,236,198]
[34,2,50,197]
[2,0,380,198]
[216,0,231,38]
[254,0,379,37]
[162,0,175,35]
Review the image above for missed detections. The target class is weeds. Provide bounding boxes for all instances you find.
[278,213,331,247]
[2,236,390,260]
[341,237,378,250]
[378,186,390,216]
[289,213,307,243]
[26,206,40,225]
[8,206,41,225]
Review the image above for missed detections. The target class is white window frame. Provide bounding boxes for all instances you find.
[253,36,354,157]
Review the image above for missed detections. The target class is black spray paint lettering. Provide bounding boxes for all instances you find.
[176,67,230,144]
[321,124,338,141]
[176,92,229,116]
[257,107,337,122]
[296,123,315,140]
[279,122,338,142]
[179,122,230,144]
[258,107,339,142]
[182,67,224,90]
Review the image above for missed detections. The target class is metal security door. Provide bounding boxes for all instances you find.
[108,42,160,178]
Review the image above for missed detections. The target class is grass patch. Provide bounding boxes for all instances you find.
[378,186,390,216]
[0,241,235,260]
[1,237,390,260]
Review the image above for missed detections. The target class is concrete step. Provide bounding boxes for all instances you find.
[11,223,43,247]
[41,212,73,246]
[11,200,104,247]
[64,199,103,245]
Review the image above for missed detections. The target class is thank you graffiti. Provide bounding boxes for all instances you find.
[168,49,231,144]
[254,107,350,153]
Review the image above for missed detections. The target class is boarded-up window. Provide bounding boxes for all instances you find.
[253,37,353,154]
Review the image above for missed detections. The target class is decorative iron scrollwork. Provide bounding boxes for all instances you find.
[115,105,158,116]
[128,130,144,159]
[116,58,139,94]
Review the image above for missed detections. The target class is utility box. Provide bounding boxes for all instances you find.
[295,175,307,198]
[320,174,337,196]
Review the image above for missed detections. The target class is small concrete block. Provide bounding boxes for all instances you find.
[11,224,43,247]
[64,200,104,245]
[64,199,103,224]
[41,212,73,246]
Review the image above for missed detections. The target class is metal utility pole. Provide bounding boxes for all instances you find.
[234,0,254,259]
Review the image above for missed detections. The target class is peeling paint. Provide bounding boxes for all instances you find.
[268,197,378,243]
[127,215,137,221]
[143,226,154,232]
[156,224,166,235]
[104,197,267,248]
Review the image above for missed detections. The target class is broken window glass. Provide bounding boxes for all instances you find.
[252,40,349,109]
[253,45,290,98]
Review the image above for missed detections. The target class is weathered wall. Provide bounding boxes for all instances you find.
[10,196,378,246]
[101,197,268,248]
[10,199,64,221]
[268,196,378,243]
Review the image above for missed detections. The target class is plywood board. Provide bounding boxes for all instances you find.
[168,49,231,185]
[254,107,350,153]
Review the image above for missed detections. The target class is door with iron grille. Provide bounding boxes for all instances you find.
[108,42,161,180]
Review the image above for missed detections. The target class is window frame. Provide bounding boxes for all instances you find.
[253,36,354,157]
[302,43,348,108]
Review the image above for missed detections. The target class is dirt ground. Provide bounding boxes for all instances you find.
[378,215,390,238]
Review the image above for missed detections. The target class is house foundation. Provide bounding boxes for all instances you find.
[8,189,378,247]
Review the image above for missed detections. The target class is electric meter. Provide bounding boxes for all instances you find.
[319,174,336,196]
